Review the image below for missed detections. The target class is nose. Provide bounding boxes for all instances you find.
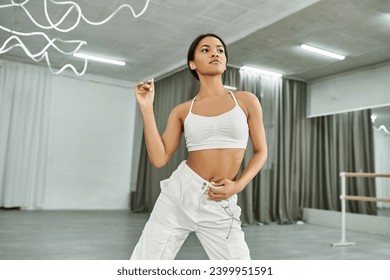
[211,49,219,57]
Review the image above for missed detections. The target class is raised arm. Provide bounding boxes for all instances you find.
[135,80,183,168]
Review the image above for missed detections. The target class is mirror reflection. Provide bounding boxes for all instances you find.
[372,106,390,216]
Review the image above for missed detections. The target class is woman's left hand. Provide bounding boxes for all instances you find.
[207,179,244,201]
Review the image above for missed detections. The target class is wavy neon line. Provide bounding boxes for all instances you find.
[0,36,88,76]
[0,0,149,75]
[0,24,88,75]
[0,0,28,8]
[4,0,150,32]
[0,25,87,56]
[42,51,88,76]
[0,36,85,59]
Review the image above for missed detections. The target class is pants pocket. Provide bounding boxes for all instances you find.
[160,175,182,202]
[130,219,173,260]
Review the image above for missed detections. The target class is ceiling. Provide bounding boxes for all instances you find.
[1,0,389,83]
[0,0,318,81]
[228,0,390,81]
[1,0,390,127]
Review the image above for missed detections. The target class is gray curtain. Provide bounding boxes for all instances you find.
[131,66,376,222]
[237,69,281,224]
[268,79,310,223]
[0,61,51,209]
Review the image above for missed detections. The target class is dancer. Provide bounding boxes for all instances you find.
[131,33,267,260]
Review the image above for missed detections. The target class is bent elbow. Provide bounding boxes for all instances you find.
[149,158,167,169]
[262,149,268,165]
[254,147,268,166]
[263,149,268,161]
[152,162,165,169]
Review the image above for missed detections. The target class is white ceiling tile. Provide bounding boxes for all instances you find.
[201,2,250,24]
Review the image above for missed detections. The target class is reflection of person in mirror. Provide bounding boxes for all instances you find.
[131,33,267,260]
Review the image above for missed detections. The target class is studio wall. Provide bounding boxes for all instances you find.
[307,63,390,117]
[44,74,136,209]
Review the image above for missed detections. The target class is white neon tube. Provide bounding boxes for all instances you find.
[301,44,345,60]
[240,66,283,77]
[73,53,126,66]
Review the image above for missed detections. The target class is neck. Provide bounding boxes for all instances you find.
[197,76,226,98]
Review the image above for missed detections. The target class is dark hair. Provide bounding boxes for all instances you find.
[187,33,228,80]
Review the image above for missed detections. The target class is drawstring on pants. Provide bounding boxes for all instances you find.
[220,199,241,239]
[199,183,240,239]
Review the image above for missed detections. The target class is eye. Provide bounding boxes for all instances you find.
[201,48,209,53]
[218,48,225,53]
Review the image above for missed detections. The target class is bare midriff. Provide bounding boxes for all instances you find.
[186,148,245,183]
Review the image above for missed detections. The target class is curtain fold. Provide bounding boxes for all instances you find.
[270,80,310,223]
[130,65,377,223]
[238,69,280,224]
[0,61,51,209]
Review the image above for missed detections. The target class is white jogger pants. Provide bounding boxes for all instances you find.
[130,161,251,260]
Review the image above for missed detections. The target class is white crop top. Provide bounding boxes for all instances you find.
[184,91,249,151]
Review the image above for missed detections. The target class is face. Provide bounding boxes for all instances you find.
[189,36,227,78]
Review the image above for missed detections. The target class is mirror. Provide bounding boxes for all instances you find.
[372,105,390,217]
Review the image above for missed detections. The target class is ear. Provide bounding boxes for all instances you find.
[189,61,196,70]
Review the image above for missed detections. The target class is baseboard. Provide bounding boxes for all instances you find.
[0,207,21,211]
[303,208,390,236]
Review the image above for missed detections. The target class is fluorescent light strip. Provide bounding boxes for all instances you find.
[224,85,237,90]
[300,44,345,60]
[240,66,283,77]
[73,53,126,66]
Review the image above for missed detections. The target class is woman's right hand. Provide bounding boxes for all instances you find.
[135,79,155,107]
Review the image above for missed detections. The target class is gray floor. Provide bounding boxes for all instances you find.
[0,210,389,260]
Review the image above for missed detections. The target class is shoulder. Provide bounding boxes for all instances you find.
[170,99,193,122]
[233,90,259,104]
[233,91,261,116]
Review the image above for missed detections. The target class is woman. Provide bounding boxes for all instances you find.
[130,33,267,260]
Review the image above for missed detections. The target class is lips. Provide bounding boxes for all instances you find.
[209,59,221,64]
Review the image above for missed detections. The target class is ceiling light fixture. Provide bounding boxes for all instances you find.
[240,66,283,78]
[224,85,237,90]
[300,44,345,60]
[73,53,126,66]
